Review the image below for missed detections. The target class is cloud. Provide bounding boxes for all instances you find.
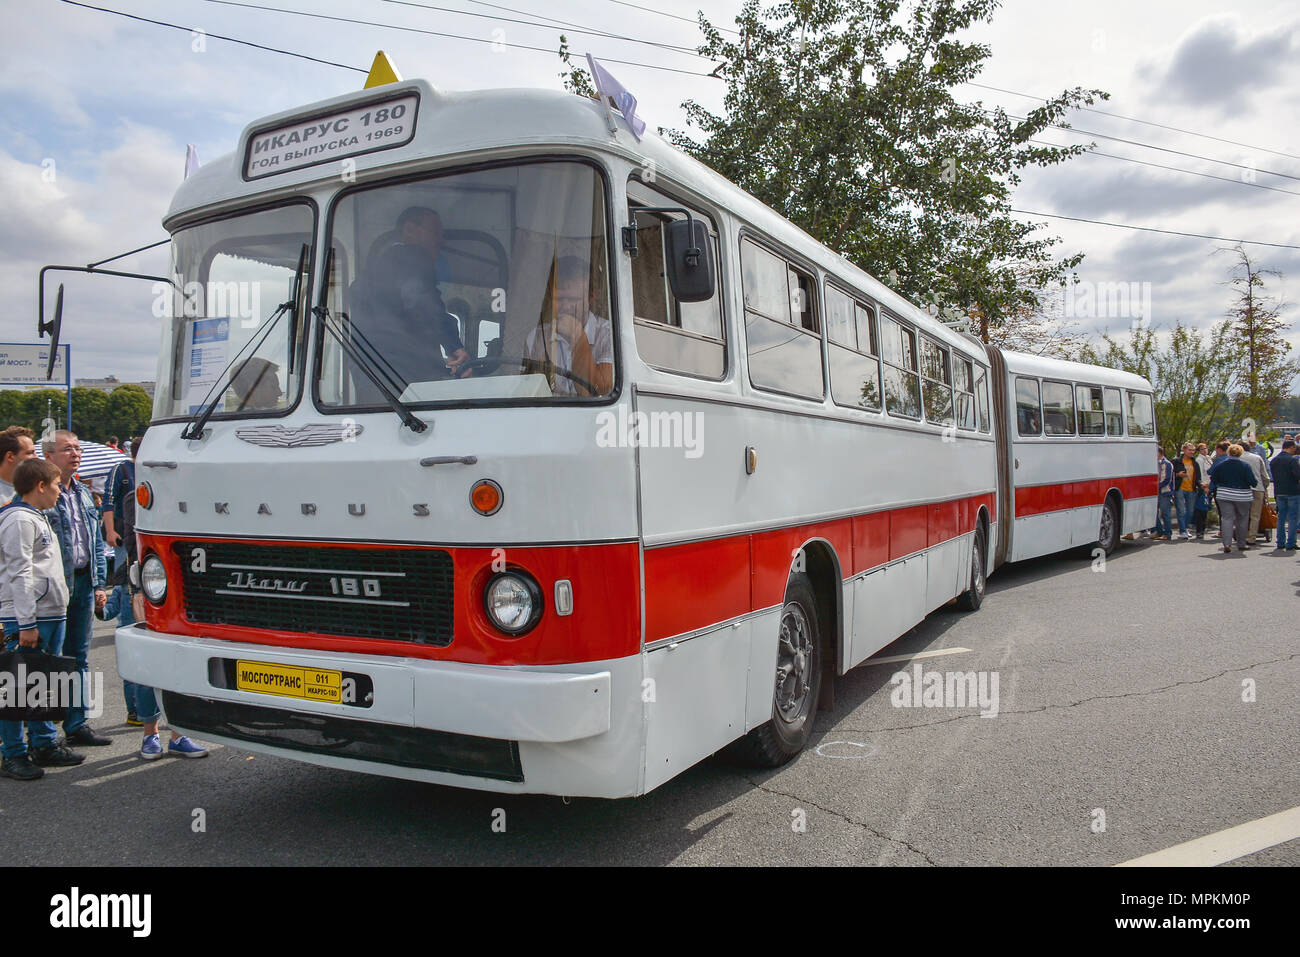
[1136,17,1299,115]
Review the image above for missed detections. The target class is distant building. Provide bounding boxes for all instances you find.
[1268,421,1300,435]
[75,376,155,398]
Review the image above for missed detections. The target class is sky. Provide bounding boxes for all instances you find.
[3,0,1300,393]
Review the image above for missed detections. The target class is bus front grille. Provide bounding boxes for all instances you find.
[173,541,454,646]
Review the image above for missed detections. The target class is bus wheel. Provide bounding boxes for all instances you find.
[733,573,823,768]
[1098,498,1120,555]
[956,525,986,611]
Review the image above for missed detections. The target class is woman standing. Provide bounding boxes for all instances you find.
[1208,445,1258,553]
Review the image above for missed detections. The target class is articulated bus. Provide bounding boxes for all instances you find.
[68,76,1155,798]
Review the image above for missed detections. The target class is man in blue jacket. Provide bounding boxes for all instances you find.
[1270,440,1300,551]
[42,431,109,747]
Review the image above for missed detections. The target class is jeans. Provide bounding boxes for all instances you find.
[1276,494,1300,549]
[1,621,68,759]
[1218,497,1252,549]
[62,570,95,734]
[1174,487,1195,534]
[1154,493,1173,536]
[108,582,139,713]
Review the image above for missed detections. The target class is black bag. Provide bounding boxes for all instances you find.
[0,649,80,721]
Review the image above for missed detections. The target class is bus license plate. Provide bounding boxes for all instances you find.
[235,660,343,704]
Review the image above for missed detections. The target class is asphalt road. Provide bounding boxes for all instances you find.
[2,534,1296,866]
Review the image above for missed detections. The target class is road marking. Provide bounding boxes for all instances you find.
[861,647,972,667]
[72,759,167,786]
[1115,805,1300,867]
[814,740,879,759]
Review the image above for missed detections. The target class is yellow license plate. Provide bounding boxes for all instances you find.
[235,660,343,704]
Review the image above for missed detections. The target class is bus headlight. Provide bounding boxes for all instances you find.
[484,571,543,635]
[140,554,168,604]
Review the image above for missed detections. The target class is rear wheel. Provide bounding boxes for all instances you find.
[956,524,987,611]
[732,574,822,768]
[1098,497,1120,555]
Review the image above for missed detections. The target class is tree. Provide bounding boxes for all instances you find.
[1217,244,1298,432]
[104,385,153,439]
[1080,321,1240,449]
[578,0,1107,338]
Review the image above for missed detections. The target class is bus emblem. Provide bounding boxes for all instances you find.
[235,424,365,448]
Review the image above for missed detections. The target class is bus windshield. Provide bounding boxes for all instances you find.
[154,203,314,421]
[318,159,613,407]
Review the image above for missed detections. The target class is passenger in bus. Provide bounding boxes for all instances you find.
[350,207,470,392]
[524,254,612,397]
[229,357,283,412]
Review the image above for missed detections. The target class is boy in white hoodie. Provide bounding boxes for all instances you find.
[0,458,85,780]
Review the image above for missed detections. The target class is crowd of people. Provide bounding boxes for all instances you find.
[0,426,208,782]
[1148,435,1300,553]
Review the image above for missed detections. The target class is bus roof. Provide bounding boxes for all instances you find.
[999,347,1153,392]
[166,79,997,363]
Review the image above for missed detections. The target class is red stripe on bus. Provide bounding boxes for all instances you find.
[137,534,642,666]
[1013,475,1157,517]
[644,492,995,643]
[643,535,751,644]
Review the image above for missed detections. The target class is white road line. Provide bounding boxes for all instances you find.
[861,647,973,667]
[1115,805,1300,867]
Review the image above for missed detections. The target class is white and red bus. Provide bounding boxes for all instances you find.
[65,75,1155,797]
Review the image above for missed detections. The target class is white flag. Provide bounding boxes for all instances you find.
[586,55,646,140]
[184,144,201,179]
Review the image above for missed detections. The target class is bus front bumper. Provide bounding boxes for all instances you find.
[115,624,612,743]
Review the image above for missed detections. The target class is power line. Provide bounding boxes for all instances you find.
[377,0,703,56]
[997,109,1300,184]
[967,80,1300,164]
[58,0,367,72]
[1028,139,1300,199]
[1010,208,1300,250]
[189,0,715,76]
[601,0,739,35]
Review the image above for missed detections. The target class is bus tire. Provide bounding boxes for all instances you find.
[955,524,986,611]
[1098,497,1120,555]
[732,573,823,768]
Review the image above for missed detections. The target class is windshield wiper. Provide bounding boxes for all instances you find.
[179,242,309,441]
[314,304,428,433]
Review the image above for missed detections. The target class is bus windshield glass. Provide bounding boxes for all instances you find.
[154,203,314,421]
[318,159,613,407]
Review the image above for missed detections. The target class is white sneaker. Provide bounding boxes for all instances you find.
[1185,531,1193,539]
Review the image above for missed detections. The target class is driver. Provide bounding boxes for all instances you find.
[352,206,470,394]
[229,357,283,411]
[524,255,613,397]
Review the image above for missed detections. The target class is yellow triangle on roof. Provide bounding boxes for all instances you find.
[364,51,403,89]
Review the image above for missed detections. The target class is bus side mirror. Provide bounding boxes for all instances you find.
[40,283,65,381]
[665,218,715,303]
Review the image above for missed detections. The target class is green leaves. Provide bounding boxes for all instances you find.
[656,0,1104,334]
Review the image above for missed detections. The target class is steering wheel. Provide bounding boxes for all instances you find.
[452,355,599,397]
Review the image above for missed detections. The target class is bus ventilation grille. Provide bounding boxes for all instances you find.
[173,541,454,646]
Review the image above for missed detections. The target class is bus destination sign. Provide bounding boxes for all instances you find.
[244,93,419,180]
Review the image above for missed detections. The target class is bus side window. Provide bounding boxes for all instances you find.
[742,238,824,400]
[1127,391,1155,436]
[1104,387,1124,435]
[1041,380,1075,435]
[880,313,921,418]
[627,185,726,380]
[825,284,881,411]
[1015,377,1041,436]
[954,357,976,430]
[974,365,991,433]
[1077,385,1105,435]
[920,337,953,426]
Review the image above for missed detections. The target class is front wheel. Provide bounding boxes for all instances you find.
[956,524,987,611]
[1097,498,1120,555]
[731,574,823,768]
